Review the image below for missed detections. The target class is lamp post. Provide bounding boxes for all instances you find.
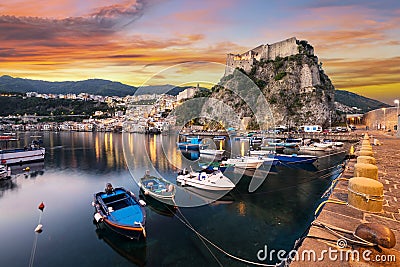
[395,99,399,137]
[382,108,386,131]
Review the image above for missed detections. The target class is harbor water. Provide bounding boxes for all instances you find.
[0,132,347,266]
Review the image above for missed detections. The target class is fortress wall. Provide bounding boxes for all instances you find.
[225,55,254,75]
[267,37,298,60]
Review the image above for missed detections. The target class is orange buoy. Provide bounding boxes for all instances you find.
[38,202,45,211]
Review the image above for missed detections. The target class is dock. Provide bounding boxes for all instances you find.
[292,131,400,266]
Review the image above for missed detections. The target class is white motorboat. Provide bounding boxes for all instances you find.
[0,145,45,165]
[312,142,332,149]
[177,170,235,191]
[249,150,270,156]
[244,156,279,166]
[199,148,225,156]
[222,157,264,169]
[299,145,327,152]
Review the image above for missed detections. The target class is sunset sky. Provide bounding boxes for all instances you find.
[0,0,399,103]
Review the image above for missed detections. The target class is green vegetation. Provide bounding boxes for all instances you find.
[274,72,287,81]
[0,96,112,117]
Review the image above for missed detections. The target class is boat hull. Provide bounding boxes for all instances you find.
[273,154,317,164]
[94,187,146,240]
[199,149,225,156]
[177,172,235,191]
[0,148,45,165]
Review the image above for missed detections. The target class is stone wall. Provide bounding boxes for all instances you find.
[267,37,298,60]
[225,37,311,75]
[363,107,399,131]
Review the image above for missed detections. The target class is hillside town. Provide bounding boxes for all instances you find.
[0,86,200,133]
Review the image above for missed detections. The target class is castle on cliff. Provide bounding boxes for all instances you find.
[224,37,314,75]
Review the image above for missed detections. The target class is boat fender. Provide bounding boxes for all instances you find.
[129,191,135,197]
[94,213,103,223]
[34,224,43,233]
[168,184,174,192]
[144,190,149,195]
[91,201,96,207]
[108,207,114,213]
[139,199,147,206]
[25,167,30,172]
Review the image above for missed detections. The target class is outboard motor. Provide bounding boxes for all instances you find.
[105,183,114,194]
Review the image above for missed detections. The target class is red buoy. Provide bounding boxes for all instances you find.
[38,202,45,211]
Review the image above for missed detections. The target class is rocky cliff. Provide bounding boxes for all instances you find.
[206,39,337,129]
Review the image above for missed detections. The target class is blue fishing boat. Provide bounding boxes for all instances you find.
[93,183,146,240]
[271,154,317,164]
[177,137,202,150]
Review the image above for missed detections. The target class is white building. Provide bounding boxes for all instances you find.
[177,85,199,102]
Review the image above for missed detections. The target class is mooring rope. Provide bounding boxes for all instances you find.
[171,199,223,267]
[169,204,277,267]
[28,211,43,267]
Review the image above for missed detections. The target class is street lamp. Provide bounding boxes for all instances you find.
[382,108,386,131]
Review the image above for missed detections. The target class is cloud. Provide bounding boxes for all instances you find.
[323,57,400,88]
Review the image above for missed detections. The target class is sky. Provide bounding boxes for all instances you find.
[0,0,399,104]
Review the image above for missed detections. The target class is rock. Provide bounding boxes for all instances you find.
[355,223,396,248]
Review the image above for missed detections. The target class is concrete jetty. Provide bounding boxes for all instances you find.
[292,131,400,266]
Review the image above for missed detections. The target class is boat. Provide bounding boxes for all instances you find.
[199,161,234,172]
[243,156,279,166]
[213,136,226,140]
[0,139,45,165]
[199,147,225,156]
[249,150,270,156]
[138,173,176,206]
[299,144,327,152]
[0,165,11,180]
[323,140,344,147]
[271,154,317,164]
[177,137,202,150]
[93,183,146,240]
[176,169,235,191]
[222,157,264,169]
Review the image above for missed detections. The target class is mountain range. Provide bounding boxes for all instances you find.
[0,75,390,112]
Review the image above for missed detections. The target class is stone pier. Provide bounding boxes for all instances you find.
[291,131,400,266]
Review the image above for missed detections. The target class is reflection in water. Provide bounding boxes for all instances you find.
[0,179,18,198]
[0,132,348,266]
[139,193,176,217]
[95,223,147,267]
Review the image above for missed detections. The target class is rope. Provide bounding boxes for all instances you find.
[171,200,223,267]
[312,221,375,247]
[29,211,43,267]
[346,187,384,202]
[169,205,277,267]
[314,199,347,217]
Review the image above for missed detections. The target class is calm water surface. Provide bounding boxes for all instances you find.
[0,132,346,266]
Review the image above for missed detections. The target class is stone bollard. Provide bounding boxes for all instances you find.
[361,145,373,151]
[348,177,383,212]
[354,163,378,180]
[357,156,376,165]
[357,150,374,157]
[361,140,371,146]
